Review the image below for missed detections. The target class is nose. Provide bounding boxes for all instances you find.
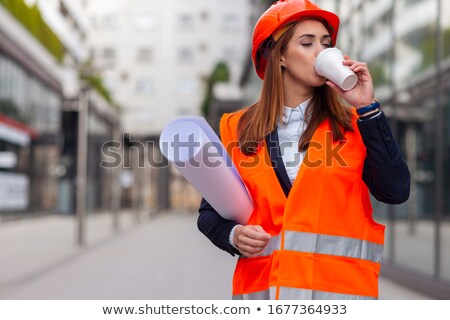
[315,44,326,57]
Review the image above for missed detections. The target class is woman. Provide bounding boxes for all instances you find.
[198,0,409,300]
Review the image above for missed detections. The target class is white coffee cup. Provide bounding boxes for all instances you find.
[315,48,358,91]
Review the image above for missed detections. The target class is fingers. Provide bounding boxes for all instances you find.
[247,225,271,239]
[336,55,374,105]
[342,59,369,75]
[234,225,271,258]
[238,244,265,258]
[351,64,368,74]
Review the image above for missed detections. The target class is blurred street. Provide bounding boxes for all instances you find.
[0,210,432,300]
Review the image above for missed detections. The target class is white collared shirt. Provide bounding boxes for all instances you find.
[277,98,310,184]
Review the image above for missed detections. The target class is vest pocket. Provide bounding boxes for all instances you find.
[233,255,274,296]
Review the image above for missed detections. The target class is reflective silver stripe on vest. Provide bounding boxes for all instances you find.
[261,234,281,256]
[279,287,376,300]
[233,287,375,300]
[284,231,383,263]
[233,287,277,300]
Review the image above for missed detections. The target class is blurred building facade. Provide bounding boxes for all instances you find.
[75,0,255,211]
[0,0,63,215]
[0,0,120,217]
[77,0,254,137]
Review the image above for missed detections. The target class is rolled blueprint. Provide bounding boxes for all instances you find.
[159,116,253,224]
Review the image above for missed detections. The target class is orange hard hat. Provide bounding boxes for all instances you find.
[252,0,340,79]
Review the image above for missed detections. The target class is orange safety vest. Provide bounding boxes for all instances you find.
[220,109,385,300]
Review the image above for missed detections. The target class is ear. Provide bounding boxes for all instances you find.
[280,54,286,68]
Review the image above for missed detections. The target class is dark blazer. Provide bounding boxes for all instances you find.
[197,112,410,256]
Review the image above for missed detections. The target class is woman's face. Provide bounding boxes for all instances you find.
[280,19,332,89]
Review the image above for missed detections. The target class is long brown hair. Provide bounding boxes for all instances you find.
[238,20,354,156]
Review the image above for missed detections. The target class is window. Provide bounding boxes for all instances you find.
[120,72,129,82]
[198,43,208,53]
[0,54,60,130]
[177,108,191,116]
[136,80,154,95]
[178,13,194,29]
[178,47,194,62]
[177,80,196,95]
[102,14,118,29]
[137,48,153,62]
[199,11,209,22]
[103,47,116,60]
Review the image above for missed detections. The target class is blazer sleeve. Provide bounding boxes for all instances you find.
[357,112,410,204]
[197,197,241,256]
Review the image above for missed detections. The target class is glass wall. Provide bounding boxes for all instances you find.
[0,54,60,131]
[393,96,436,276]
[440,0,450,282]
[0,52,62,214]
[442,89,450,281]
[0,54,29,124]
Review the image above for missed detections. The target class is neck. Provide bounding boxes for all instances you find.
[282,76,314,108]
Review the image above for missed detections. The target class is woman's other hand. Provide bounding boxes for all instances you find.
[233,225,271,258]
[326,55,375,108]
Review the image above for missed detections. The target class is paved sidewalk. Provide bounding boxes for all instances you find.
[0,210,432,299]
[0,210,142,295]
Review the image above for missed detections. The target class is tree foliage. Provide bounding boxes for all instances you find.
[0,0,65,62]
[201,62,230,116]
